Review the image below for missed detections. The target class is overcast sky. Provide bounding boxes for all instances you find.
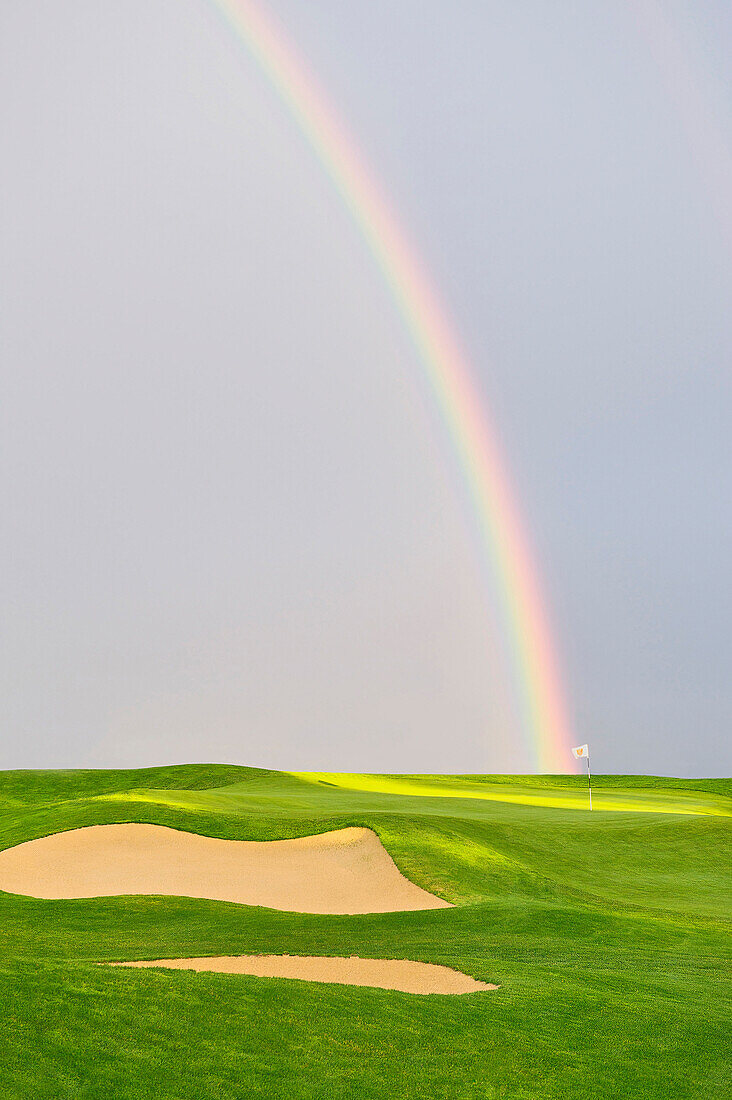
[1,1,730,775]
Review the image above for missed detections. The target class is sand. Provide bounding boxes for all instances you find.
[110,954,496,994]
[0,823,452,914]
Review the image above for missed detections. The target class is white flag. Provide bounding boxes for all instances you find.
[572,744,589,759]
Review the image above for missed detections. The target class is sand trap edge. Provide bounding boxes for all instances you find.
[107,954,498,995]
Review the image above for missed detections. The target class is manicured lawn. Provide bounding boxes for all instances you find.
[1,766,730,1098]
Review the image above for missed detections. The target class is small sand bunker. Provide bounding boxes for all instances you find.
[111,955,496,995]
[0,824,451,914]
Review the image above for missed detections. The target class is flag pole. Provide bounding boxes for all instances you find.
[571,744,592,809]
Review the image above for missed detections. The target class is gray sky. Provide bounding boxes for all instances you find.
[1,1,730,775]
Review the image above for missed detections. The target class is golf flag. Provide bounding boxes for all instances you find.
[571,745,592,809]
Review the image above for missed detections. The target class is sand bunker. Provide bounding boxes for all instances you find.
[0,824,451,914]
[110,954,495,994]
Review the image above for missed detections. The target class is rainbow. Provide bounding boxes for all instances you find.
[208,0,575,772]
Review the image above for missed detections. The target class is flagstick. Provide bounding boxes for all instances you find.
[571,744,593,809]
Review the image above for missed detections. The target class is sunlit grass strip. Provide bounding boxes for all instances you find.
[291,773,732,816]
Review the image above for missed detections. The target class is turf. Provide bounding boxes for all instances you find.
[1,766,730,1098]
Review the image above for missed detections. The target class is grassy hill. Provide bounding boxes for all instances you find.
[1,766,730,1098]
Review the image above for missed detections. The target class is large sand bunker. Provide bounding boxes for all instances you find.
[0,824,451,914]
[111,954,495,995]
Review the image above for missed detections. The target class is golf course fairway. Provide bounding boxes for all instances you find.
[1,765,729,1098]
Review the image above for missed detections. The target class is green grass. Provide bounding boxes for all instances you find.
[1,766,730,1098]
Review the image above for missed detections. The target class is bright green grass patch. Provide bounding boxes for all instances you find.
[292,771,732,816]
[0,766,730,1099]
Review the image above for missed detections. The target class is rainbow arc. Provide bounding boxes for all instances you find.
[210,0,575,772]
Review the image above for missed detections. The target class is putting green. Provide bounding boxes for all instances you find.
[291,771,732,816]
